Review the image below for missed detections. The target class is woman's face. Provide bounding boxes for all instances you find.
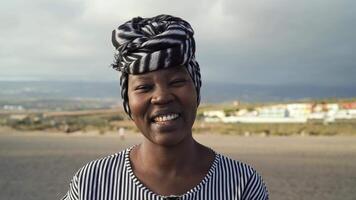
[128,66,198,146]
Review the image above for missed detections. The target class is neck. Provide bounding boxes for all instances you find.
[135,136,201,175]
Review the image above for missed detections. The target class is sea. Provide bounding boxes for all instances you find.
[0,80,355,104]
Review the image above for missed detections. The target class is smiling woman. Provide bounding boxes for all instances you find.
[62,14,269,200]
[128,67,198,147]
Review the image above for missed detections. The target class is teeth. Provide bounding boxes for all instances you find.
[154,113,179,122]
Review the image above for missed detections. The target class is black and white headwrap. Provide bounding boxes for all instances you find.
[111,14,201,116]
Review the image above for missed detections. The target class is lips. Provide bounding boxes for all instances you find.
[152,113,180,123]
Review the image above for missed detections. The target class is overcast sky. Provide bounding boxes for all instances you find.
[1,0,355,86]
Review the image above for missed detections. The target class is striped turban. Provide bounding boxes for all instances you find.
[111,14,201,116]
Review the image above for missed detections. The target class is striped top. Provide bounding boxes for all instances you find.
[62,147,269,200]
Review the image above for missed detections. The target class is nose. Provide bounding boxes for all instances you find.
[151,85,174,105]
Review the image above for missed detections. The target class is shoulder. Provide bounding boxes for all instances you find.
[216,154,269,199]
[62,148,131,199]
[75,149,127,181]
[217,154,256,178]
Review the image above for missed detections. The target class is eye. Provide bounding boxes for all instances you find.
[134,84,153,93]
[170,78,187,87]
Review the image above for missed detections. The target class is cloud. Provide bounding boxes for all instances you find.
[197,0,356,86]
[0,0,355,86]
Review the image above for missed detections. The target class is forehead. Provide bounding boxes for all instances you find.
[128,66,189,82]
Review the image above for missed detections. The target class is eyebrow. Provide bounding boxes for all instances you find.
[129,67,188,82]
[129,75,152,82]
[172,71,186,76]
[165,67,187,76]
[134,76,151,80]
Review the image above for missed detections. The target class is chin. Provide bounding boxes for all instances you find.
[149,131,191,147]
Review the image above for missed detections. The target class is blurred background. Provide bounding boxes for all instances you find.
[1,0,356,200]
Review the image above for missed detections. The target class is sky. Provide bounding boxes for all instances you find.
[1,0,355,86]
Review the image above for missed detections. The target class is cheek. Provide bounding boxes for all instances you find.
[127,93,146,120]
[184,93,197,110]
[179,85,198,115]
[185,83,198,104]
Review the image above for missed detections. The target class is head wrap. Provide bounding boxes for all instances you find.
[111,14,201,116]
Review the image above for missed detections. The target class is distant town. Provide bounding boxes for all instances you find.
[2,100,356,124]
[1,99,356,136]
[203,101,356,124]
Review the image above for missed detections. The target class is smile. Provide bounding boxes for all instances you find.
[153,113,180,123]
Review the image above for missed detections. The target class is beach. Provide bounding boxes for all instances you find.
[1,130,355,200]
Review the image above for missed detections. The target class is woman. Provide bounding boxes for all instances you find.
[62,15,269,200]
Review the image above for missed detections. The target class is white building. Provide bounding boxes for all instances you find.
[287,103,312,118]
[256,104,287,118]
[203,110,225,122]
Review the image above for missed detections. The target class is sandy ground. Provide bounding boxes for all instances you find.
[1,129,356,200]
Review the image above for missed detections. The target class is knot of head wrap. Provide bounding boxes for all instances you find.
[111,14,201,116]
